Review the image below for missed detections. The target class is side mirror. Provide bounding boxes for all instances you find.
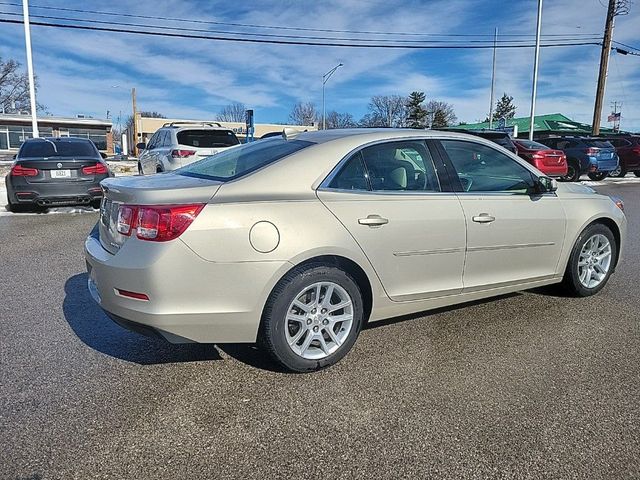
[136,142,147,150]
[12,154,17,160]
[536,176,558,193]
[99,152,108,160]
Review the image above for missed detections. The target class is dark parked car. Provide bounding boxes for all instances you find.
[447,129,518,154]
[5,137,111,212]
[513,139,568,178]
[539,137,619,182]
[601,136,640,177]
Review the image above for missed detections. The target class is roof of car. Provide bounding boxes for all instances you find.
[23,136,93,143]
[291,128,499,145]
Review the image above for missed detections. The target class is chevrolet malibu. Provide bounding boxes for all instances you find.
[85,129,626,372]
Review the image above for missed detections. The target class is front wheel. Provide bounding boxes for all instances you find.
[587,172,609,181]
[260,264,364,372]
[560,162,581,182]
[610,164,626,177]
[560,223,616,297]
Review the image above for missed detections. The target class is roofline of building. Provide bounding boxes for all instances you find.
[0,113,112,127]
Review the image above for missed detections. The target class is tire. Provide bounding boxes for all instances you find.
[560,161,581,182]
[634,171,640,178]
[7,198,31,213]
[260,264,364,372]
[560,223,617,297]
[610,164,626,177]
[90,199,101,209]
[138,162,143,175]
[587,172,609,181]
[156,166,163,174]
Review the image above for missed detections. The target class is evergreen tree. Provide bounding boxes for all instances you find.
[493,93,517,121]
[405,91,428,129]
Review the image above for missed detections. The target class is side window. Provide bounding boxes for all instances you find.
[329,152,369,191]
[361,141,440,192]
[441,140,536,193]
[146,132,159,150]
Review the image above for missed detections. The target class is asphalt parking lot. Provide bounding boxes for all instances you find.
[1,181,639,479]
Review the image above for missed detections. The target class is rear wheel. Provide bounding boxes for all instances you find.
[260,264,364,372]
[560,223,616,297]
[560,162,581,182]
[7,200,31,213]
[634,171,640,178]
[137,162,143,175]
[587,172,608,181]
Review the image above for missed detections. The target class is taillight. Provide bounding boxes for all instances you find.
[531,152,544,159]
[116,204,204,241]
[171,149,196,158]
[632,147,640,155]
[117,205,137,235]
[10,164,38,176]
[586,147,599,155]
[82,163,109,175]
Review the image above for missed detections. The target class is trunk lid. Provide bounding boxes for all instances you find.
[540,150,566,167]
[16,157,102,183]
[98,173,222,254]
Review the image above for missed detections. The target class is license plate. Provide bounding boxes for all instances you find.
[51,169,71,178]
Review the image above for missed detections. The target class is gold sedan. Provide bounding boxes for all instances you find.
[85,129,626,372]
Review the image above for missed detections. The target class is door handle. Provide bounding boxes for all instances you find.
[358,215,389,227]
[472,213,495,224]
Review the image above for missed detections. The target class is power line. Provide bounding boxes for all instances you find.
[0,1,602,39]
[0,10,603,45]
[613,40,640,52]
[0,17,603,49]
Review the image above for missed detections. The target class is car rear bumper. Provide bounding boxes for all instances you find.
[7,175,105,206]
[537,164,568,177]
[84,227,291,344]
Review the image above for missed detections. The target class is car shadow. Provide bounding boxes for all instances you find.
[63,273,221,365]
[364,292,521,330]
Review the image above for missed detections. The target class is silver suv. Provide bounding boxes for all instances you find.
[138,122,240,174]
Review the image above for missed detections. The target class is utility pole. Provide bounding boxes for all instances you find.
[528,0,543,141]
[131,87,137,157]
[488,28,497,129]
[592,0,629,135]
[22,0,39,138]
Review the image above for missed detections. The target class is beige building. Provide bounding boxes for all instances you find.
[128,114,317,154]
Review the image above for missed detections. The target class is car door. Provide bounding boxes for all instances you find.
[317,139,466,302]
[437,138,567,291]
[140,132,159,174]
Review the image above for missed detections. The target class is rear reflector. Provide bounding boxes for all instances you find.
[116,289,149,301]
[116,203,204,241]
[171,149,196,158]
[82,163,109,175]
[10,165,39,176]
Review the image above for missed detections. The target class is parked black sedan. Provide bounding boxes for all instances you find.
[5,137,111,212]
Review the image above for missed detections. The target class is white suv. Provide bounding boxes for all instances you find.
[138,122,240,174]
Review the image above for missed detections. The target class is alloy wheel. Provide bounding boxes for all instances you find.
[285,282,354,360]
[578,234,612,289]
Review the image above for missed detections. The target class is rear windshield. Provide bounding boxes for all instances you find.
[177,129,240,148]
[19,139,98,158]
[178,138,315,181]
[516,140,550,150]
[583,139,614,149]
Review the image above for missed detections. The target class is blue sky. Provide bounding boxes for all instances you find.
[1,0,639,131]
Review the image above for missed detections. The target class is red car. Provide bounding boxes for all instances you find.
[513,139,568,178]
[602,136,640,177]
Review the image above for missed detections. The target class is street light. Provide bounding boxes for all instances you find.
[322,63,343,130]
[112,85,137,156]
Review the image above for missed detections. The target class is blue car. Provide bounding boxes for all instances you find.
[540,137,619,182]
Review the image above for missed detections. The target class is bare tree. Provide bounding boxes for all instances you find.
[0,57,45,113]
[289,102,318,126]
[366,95,406,128]
[325,111,357,129]
[426,100,457,128]
[216,102,246,122]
